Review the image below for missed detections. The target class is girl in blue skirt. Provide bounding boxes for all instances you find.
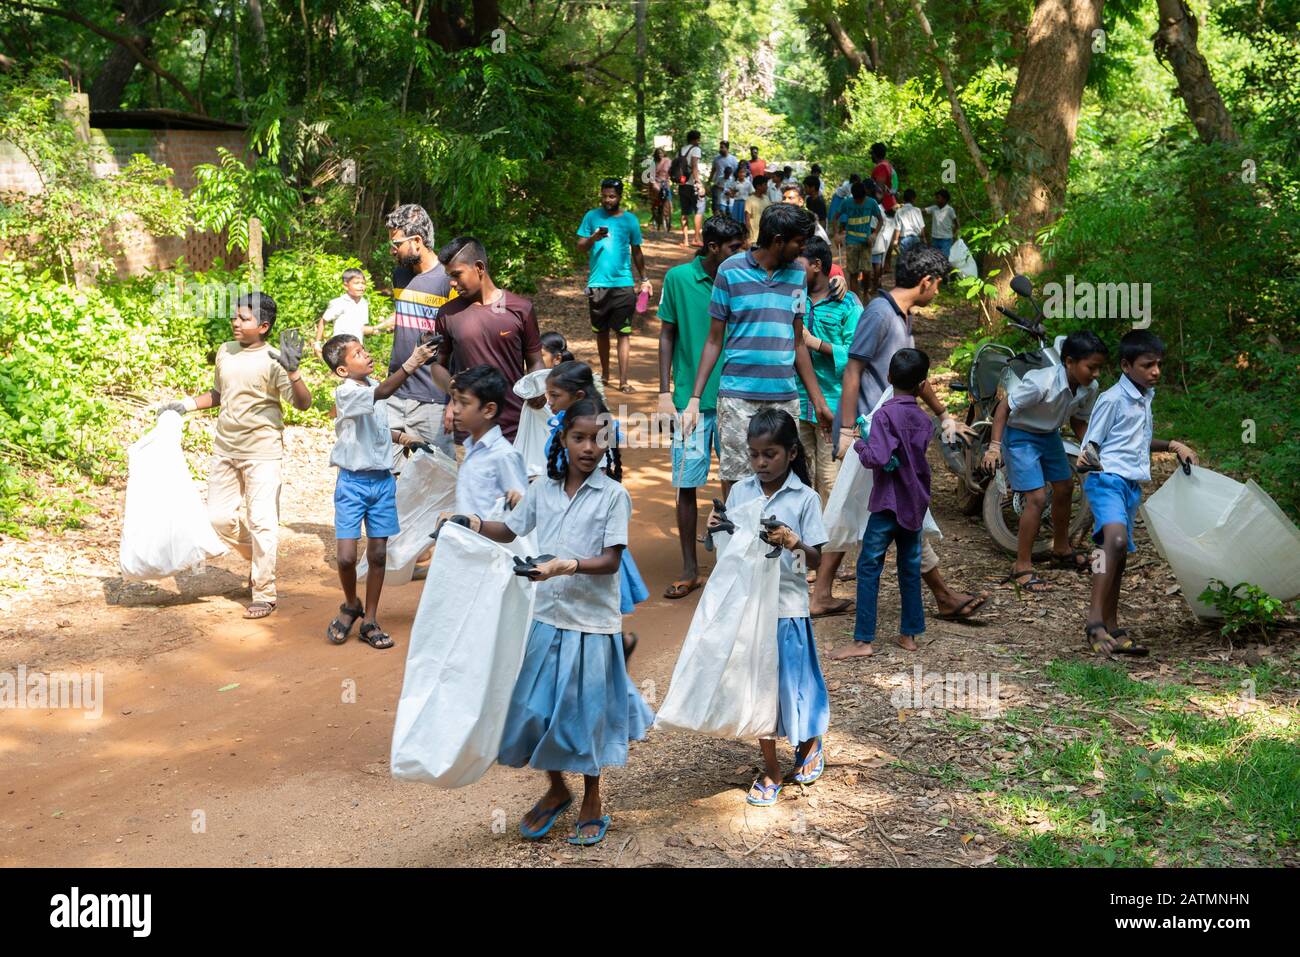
[454,398,653,846]
[543,361,649,658]
[708,408,830,807]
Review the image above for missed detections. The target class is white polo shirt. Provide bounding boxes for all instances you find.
[505,469,632,634]
[323,294,369,340]
[455,425,528,516]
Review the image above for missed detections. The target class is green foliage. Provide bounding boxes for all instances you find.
[1197,580,1290,641]
[190,148,300,253]
[0,66,188,285]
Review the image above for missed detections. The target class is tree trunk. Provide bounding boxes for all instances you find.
[634,0,646,155]
[819,7,871,72]
[1153,0,1239,145]
[88,0,166,111]
[996,0,1105,279]
[247,0,268,52]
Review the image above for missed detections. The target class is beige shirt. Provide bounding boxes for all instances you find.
[213,341,295,460]
[745,193,771,245]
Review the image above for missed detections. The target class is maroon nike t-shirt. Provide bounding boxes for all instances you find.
[435,290,542,440]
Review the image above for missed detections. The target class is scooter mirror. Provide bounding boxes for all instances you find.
[1010,274,1034,298]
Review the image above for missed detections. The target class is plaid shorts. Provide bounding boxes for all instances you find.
[717,395,802,482]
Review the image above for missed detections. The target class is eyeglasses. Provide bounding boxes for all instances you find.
[389,236,419,249]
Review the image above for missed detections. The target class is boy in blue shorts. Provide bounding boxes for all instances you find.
[322,332,437,649]
[657,214,746,598]
[1078,330,1197,656]
[982,331,1108,592]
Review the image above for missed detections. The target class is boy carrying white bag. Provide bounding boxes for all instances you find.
[390,521,534,789]
[120,410,227,580]
[357,447,458,585]
[656,497,781,739]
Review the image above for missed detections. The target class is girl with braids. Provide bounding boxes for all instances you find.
[539,331,575,367]
[437,398,653,846]
[706,408,830,807]
[543,361,649,654]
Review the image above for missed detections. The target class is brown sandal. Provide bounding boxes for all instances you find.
[664,577,705,599]
[244,601,276,620]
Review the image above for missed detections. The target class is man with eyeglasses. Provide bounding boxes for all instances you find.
[384,203,456,466]
[577,178,652,394]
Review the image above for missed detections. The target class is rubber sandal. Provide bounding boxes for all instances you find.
[1109,628,1149,657]
[664,577,704,599]
[519,798,572,840]
[935,593,988,621]
[1002,570,1051,593]
[792,738,825,785]
[1049,548,1090,571]
[358,621,394,650]
[243,601,275,620]
[567,815,611,846]
[327,602,363,644]
[811,600,854,619]
[746,777,782,807]
[1085,621,1116,654]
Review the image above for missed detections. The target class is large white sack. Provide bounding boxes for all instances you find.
[1139,467,1300,618]
[390,522,534,788]
[655,499,781,739]
[822,387,941,552]
[119,411,227,580]
[949,239,978,278]
[357,447,457,585]
[514,404,552,480]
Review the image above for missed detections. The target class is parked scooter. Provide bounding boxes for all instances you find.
[937,275,1092,556]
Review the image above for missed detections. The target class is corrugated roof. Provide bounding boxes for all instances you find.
[90,109,246,132]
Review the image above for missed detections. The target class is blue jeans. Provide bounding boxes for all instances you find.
[853,510,925,644]
[931,237,953,258]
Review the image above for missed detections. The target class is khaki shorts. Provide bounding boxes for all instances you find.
[797,419,841,504]
[846,242,871,276]
[717,395,802,482]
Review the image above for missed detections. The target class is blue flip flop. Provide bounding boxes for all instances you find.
[792,738,825,785]
[746,777,782,807]
[566,815,611,846]
[519,798,572,840]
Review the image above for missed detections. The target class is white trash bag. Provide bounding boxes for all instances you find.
[655,499,781,739]
[1140,467,1300,619]
[513,367,553,480]
[390,522,535,788]
[357,447,458,585]
[949,238,978,278]
[119,411,227,580]
[822,387,941,553]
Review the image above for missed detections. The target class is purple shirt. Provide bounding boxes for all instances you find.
[853,395,932,531]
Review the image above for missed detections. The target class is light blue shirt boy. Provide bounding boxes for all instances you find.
[455,425,528,517]
[330,378,392,472]
[1081,375,1154,481]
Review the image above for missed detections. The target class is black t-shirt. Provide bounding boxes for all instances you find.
[807,193,828,224]
[389,263,454,403]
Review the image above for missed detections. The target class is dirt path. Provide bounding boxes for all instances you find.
[2,233,1283,868]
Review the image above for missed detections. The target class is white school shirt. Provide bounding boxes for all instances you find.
[330,377,392,472]
[733,178,754,202]
[455,425,529,517]
[1006,363,1098,435]
[725,471,828,618]
[323,294,369,339]
[505,469,632,634]
[1081,375,1154,482]
[925,204,957,239]
[895,203,926,238]
[872,214,897,254]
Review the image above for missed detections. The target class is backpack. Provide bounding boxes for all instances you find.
[670,146,695,185]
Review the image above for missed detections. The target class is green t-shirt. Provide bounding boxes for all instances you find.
[797,290,864,422]
[658,256,721,411]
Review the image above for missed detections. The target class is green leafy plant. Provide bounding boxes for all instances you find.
[190,148,300,253]
[1197,579,1289,642]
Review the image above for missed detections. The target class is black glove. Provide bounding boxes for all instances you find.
[403,441,435,458]
[512,554,558,579]
[272,330,304,373]
[418,331,444,363]
[703,498,735,553]
[759,515,788,559]
[156,400,189,418]
[430,514,473,541]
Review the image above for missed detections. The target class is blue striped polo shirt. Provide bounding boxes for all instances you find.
[709,250,806,401]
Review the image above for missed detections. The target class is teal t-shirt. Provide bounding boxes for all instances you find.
[577,207,643,288]
[658,256,721,410]
[838,198,882,245]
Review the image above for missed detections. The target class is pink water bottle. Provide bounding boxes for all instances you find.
[635,288,650,313]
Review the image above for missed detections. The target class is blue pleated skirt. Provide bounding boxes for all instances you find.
[619,548,649,614]
[498,620,654,776]
[775,617,830,747]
